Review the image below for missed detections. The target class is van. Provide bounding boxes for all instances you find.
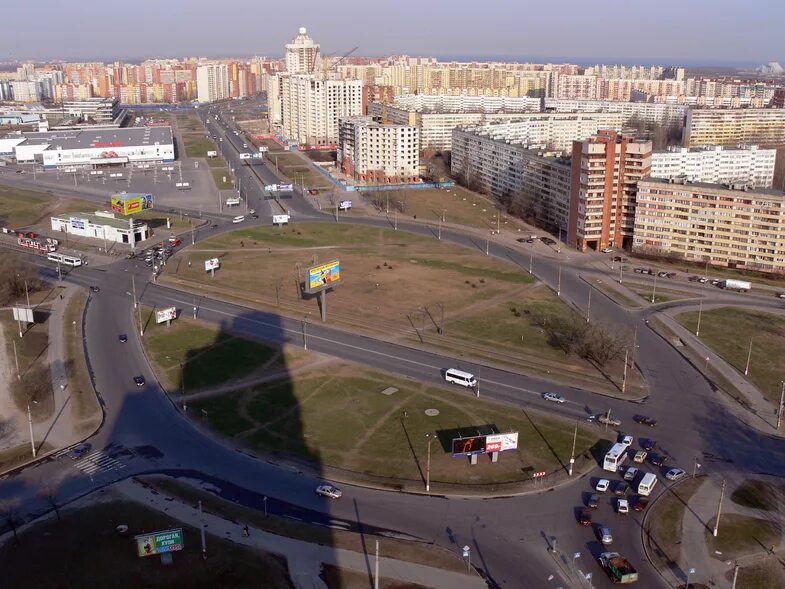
[232,215,245,224]
[638,472,658,496]
[444,368,477,388]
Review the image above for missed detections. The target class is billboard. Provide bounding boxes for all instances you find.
[485,432,519,453]
[264,184,278,192]
[306,260,341,294]
[155,306,177,323]
[278,183,293,192]
[12,306,34,323]
[225,197,240,206]
[207,150,217,157]
[135,528,184,558]
[338,200,352,211]
[451,436,487,456]
[111,193,154,215]
[272,214,290,225]
[204,258,220,271]
[70,217,85,230]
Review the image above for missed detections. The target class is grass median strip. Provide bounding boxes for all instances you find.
[63,289,101,433]
[646,476,705,566]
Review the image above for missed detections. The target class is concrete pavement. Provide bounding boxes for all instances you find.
[116,477,486,589]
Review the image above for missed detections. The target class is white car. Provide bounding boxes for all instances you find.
[232,215,245,224]
[617,498,630,514]
[596,479,610,492]
[665,468,686,481]
[315,484,342,499]
[620,435,634,446]
[601,247,613,253]
[542,392,566,403]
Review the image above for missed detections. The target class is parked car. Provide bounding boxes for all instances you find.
[619,434,634,446]
[614,481,630,496]
[634,415,658,427]
[666,272,677,278]
[624,467,639,482]
[68,442,92,460]
[777,293,785,299]
[640,438,657,451]
[649,453,668,467]
[601,247,613,253]
[133,375,145,387]
[596,479,610,492]
[632,496,650,512]
[118,334,128,343]
[633,450,648,464]
[598,526,613,545]
[617,498,630,514]
[578,509,592,526]
[587,493,600,509]
[657,271,669,278]
[316,484,342,499]
[710,278,721,286]
[232,215,245,224]
[89,286,100,293]
[666,468,686,481]
[542,392,566,403]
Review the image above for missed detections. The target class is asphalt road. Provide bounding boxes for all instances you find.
[3,106,785,588]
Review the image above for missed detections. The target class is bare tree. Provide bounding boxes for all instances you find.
[38,487,60,522]
[0,499,22,544]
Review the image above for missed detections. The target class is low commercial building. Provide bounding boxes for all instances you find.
[650,145,776,188]
[337,116,420,183]
[51,210,151,246]
[683,108,785,147]
[634,178,785,274]
[6,127,174,168]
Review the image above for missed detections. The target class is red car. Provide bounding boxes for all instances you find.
[632,496,650,512]
[578,509,592,526]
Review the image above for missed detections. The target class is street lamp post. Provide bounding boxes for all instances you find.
[27,401,37,457]
[586,285,592,322]
[777,382,785,429]
[693,457,701,478]
[302,315,308,350]
[651,269,658,303]
[529,240,533,274]
[696,299,703,336]
[425,433,432,492]
[744,337,753,376]
[557,263,561,296]
[568,419,578,476]
[686,567,695,589]
[713,480,725,537]
[622,348,629,393]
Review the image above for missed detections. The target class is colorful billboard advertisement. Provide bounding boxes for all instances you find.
[485,432,519,453]
[452,432,518,456]
[135,528,184,558]
[306,260,341,294]
[451,436,487,456]
[204,258,220,271]
[111,193,154,215]
[155,306,177,323]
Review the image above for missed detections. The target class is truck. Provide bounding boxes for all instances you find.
[18,237,56,253]
[599,552,639,584]
[719,279,751,292]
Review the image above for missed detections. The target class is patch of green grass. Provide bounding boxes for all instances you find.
[211,168,234,190]
[182,135,217,159]
[635,291,673,303]
[647,477,705,565]
[733,560,785,589]
[141,311,278,392]
[1,315,54,421]
[192,392,253,435]
[414,258,532,284]
[731,480,778,511]
[0,500,294,589]
[676,307,785,403]
[706,514,781,558]
[63,290,100,429]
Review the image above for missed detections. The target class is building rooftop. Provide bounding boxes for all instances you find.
[53,211,148,230]
[638,176,785,198]
[2,127,173,150]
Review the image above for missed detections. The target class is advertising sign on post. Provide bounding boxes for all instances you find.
[204,258,220,272]
[338,200,352,211]
[135,528,184,558]
[155,306,177,324]
[225,197,240,206]
[305,260,341,294]
[451,436,487,457]
[206,150,217,158]
[12,306,34,324]
[485,432,519,453]
[272,215,290,225]
[111,193,154,215]
[264,184,278,192]
[278,183,293,192]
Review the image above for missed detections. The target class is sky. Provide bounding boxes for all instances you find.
[1,0,782,65]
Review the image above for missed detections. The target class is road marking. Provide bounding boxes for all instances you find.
[73,451,126,476]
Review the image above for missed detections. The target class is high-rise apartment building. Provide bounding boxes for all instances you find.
[196,64,229,102]
[568,131,652,251]
[683,108,785,147]
[650,145,776,188]
[634,178,785,274]
[337,116,420,183]
[285,27,321,75]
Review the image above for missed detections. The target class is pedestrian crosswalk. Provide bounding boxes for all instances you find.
[73,451,127,476]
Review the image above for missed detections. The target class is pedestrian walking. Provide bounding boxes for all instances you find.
[243,525,250,537]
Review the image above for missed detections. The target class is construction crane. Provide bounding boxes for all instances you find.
[322,46,359,76]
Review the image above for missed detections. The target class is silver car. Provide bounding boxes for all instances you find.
[542,392,565,403]
[316,484,342,499]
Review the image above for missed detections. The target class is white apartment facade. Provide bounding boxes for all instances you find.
[285,27,321,75]
[196,64,229,103]
[280,75,363,146]
[634,178,785,274]
[650,145,776,188]
[338,116,420,183]
[543,98,688,127]
[683,108,785,147]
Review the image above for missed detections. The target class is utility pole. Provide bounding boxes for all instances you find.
[374,540,380,589]
[302,316,308,350]
[586,285,592,322]
[622,348,629,393]
[425,433,432,492]
[437,217,442,240]
[651,269,658,303]
[24,280,30,308]
[557,263,562,296]
[529,241,533,274]
[132,275,137,309]
[568,420,578,476]
[485,238,489,256]
[713,479,725,537]
[27,403,36,457]
[604,409,611,433]
[198,500,207,560]
[696,299,703,336]
[744,337,753,376]
[777,382,784,429]
[12,340,20,380]
[619,262,623,284]
[631,323,638,368]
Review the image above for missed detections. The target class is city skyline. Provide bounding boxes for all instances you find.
[2,0,783,65]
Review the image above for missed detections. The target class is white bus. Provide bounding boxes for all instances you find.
[603,442,629,472]
[47,252,82,267]
[637,472,658,496]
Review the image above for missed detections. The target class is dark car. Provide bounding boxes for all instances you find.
[632,496,650,512]
[89,286,100,293]
[634,415,658,427]
[587,493,600,509]
[649,453,668,467]
[119,334,128,343]
[211,223,219,229]
[640,438,657,451]
[133,375,145,387]
[614,481,630,496]
[578,509,592,526]
[68,442,91,460]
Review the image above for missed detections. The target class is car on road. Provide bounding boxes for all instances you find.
[119,334,128,343]
[614,481,630,496]
[133,375,145,387]
[598,526,613,545]
[640,438,657,451]
[617,498,630,514]
[634,415,657,427]
[68,442,91,460]
[633,450,648,463]
[578,509,592,526]
[710,278,721,286]
[315,484,342,499]
[89,286,100,293]
[657,271,669,278]
[232,215,245,224]
[619,434,634,446]
[631,496,650,512]
[596,479,610,492]
[649,453,668,467]
[587,493,600,508]
[666,468,686,481]
[542,392,565,403]
[777,293,785,299]
[601,247,613,253]
[211,223,219,229]
[624,467,639,482]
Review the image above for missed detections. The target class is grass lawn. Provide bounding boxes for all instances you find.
[0,500,294,589]
[732,560,785,589]
[647,477,705,566]
[676,307,785,403]
[706,514,781,559]
[211,167,234,190]
[633,290,675,304]
[63,290,101,434]
[0,184,98,228]
[731,479,779,511]
[191,363,602,488]
[175,113,204,132]
[182,135,217,159]
[140,309,280,393]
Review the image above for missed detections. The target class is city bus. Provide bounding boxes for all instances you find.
[47,252,83,267]
[603,442,629,472]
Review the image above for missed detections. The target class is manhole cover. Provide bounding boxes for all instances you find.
[425,409,440,417]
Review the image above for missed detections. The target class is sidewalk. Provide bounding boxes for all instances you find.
[116,478,486,589]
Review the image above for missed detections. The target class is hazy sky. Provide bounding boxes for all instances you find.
[1,0,782,65]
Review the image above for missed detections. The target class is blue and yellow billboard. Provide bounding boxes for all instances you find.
[306,260,341,293]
